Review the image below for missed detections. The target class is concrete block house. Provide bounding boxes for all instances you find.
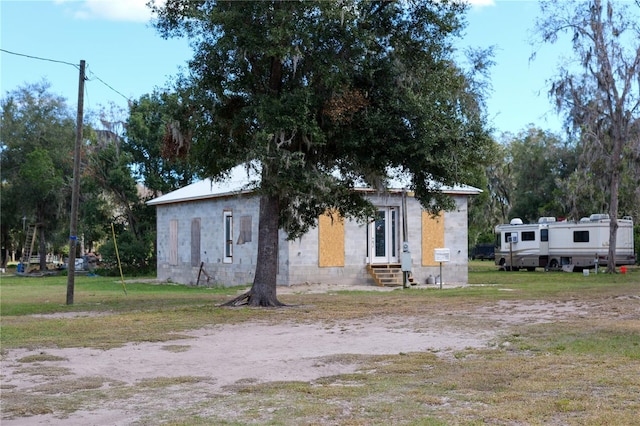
[147,167,480,287]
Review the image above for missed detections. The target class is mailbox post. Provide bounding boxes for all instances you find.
[434,248,450,289]
[401,241,411,288]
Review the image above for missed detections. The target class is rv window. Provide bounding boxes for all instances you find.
[573,230,589,243]
[504,232,513,243]
[540,229,548,242]
[522,231,535,241]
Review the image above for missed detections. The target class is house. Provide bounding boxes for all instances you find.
[147,167,481,287]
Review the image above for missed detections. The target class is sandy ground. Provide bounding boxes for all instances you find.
[0,282,594,425]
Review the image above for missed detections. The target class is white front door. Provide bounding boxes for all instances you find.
[369,208,398,264]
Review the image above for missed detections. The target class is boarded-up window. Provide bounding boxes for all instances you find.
[191,218,201,266]
[421,211,444,266]
[169,219,178,266]
[318,209,345,267]
[237,216,252,244]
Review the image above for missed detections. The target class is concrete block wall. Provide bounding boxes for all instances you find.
[287,192,404,286]
[405,195,469,285]
[156,194,261,286]
[155,191,471,287]
[285,193,471,286]
[442,196,470,284]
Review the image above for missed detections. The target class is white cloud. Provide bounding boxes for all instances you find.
[55,0,160,22]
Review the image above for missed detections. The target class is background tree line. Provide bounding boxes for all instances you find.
[3,82,637,273]
[1,82,197,274]
[468,126,640,253]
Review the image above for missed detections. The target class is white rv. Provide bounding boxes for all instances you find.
[494,214,635,271]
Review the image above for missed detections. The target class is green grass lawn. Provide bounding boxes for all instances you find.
[0,274,235,316]
[1,265,639,425]
[0,274,258,349]
[1,264,638,350]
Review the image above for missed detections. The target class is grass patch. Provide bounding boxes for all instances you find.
[32,376,116,394]
[0,274,239,317]
[14,365,73,378]
[17,352,67,363]
[468,260,640,287]
[161,344,192,353]
[138,376,206,389]
[0,275,262,350]
[516,320,640,359]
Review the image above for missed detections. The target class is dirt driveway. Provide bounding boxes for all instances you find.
[0,283,597,425]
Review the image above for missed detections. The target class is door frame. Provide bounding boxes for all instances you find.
[368,207,398,264]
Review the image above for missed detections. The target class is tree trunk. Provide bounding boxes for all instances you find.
[1,223,9,269]
[223,42,286,307]
[248,194,283,306]
[606,141,622,273]
[38,224,47,271]
[37,207,47,271]
[222,194,284,307]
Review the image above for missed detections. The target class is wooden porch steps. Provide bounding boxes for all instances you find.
[367,264,415,287]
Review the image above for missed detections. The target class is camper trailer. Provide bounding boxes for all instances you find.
[494,214,635,271]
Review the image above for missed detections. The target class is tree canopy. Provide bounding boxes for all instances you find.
[1,81,75,269]
[126,91,199,196]
[1,83,159,274]
[151,0,492,305]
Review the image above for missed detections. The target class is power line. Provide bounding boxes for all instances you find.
[0,48,79,69]
[85,65,131,103]
[1,48,131,104]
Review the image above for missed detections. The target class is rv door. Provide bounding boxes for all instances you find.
[539,226,549,267]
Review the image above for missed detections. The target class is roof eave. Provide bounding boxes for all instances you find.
[146,189,255,206]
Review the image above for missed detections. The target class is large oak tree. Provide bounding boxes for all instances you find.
[150,0,491,305]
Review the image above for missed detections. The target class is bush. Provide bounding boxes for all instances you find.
[98,229,156,276]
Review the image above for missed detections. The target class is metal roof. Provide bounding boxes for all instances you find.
[147,165,482,206]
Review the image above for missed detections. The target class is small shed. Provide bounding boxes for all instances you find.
[147,167,480,287]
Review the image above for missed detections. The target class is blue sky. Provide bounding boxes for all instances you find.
[1,0,569,136]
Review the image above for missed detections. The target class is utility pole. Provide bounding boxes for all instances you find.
[66,59,85,305]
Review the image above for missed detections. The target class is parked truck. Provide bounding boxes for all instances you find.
[494,214,635,271]
[471,243,495,261]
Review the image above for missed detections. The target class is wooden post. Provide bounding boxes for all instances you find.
[66,59,85,305]
[197,262,204,286]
